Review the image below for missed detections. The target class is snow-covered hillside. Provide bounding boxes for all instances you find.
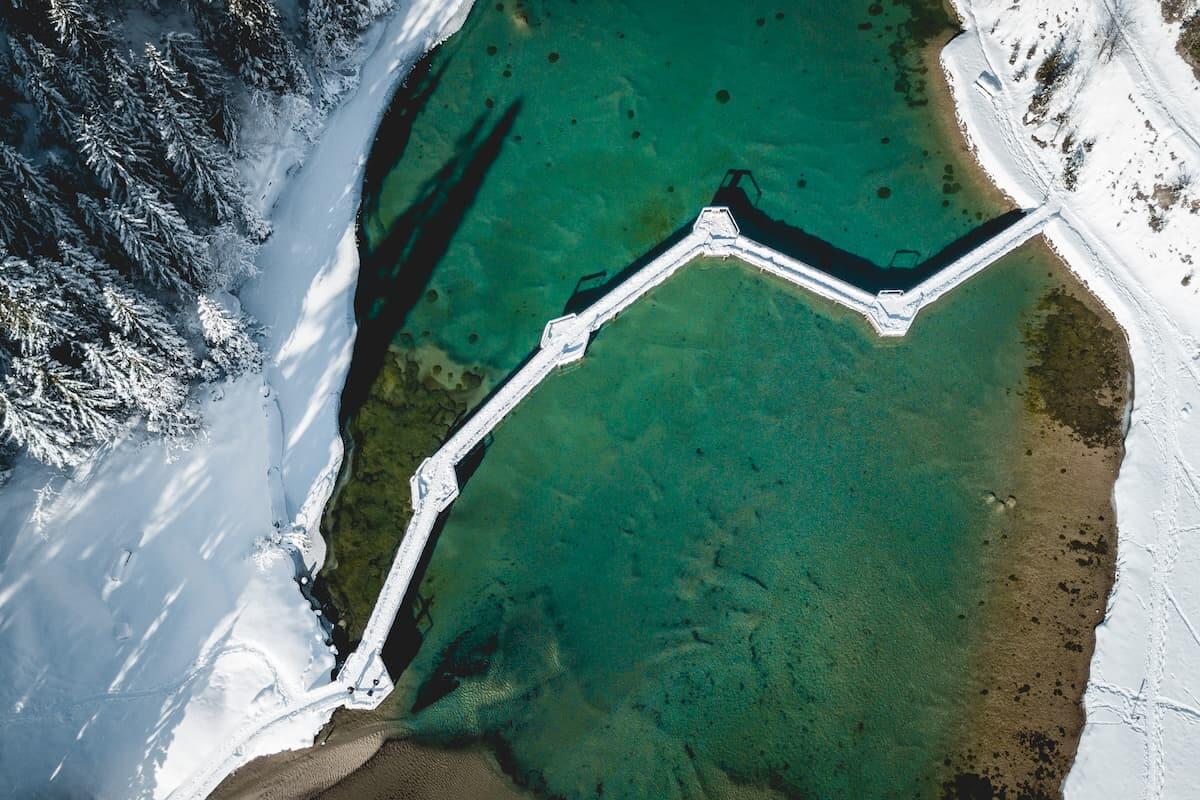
[0,2,473,797]
[945,1,1200,797]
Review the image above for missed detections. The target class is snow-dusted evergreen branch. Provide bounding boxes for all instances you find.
[0,0,390,470]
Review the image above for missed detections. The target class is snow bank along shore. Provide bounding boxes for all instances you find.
[0,2,473,798]
[944,1,1200,797]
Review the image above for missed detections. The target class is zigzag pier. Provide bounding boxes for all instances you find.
[170,200,1057,800]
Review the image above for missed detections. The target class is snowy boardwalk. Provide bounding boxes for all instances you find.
[171,202,1056,800]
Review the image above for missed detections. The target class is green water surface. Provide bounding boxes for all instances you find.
[357,0,997,377]
[337,0,1058,796]
[388,252,1051,798]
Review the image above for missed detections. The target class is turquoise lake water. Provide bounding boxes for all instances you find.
[341,0,1060,796]
[388,252,1051,798]
[354,0,999,389]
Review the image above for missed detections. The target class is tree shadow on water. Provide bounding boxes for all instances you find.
[358,52,447,225]
[341,98,524,420]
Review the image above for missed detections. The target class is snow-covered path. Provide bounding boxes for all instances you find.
[238,0,477,567]
[944,2,1200,797]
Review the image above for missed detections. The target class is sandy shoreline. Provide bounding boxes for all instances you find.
[924,20,1131,794]
[925,34,1014,215]
[939,238,1131,798]
[923,18,1144,793]
[212,711,527,800]
[213,718,391,800]
[939,2,1200,795]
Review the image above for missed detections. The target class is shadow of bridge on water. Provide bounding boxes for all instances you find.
[372,168,1032,685]
[563,169,1027,315]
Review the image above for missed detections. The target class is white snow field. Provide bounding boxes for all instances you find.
[945,1,1200,798]
[0,2,473,798]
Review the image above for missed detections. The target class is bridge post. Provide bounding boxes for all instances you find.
[409,456,460,512]
[693,207,740,256]
[868,290,917,337]
[541,313,591,365]
[338,648,394,708]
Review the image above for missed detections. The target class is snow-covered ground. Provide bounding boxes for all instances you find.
[3,0,1196,796]
[0,2,472,797]
[945,1,1200,797]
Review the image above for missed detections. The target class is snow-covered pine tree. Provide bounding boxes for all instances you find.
[0,248,70,355]
[13,354,119,442]
[103,51,162,153]
[128,187,215,287]
[33,254,106,343]
[0,143,62,253]
[20,35,104,114]
[76,192,126,261]
[0,186,24,255]
[54,239,121,286]
[229,0,312,96]
[206,221,260,286]
[78,194,174,289]
[39,245,116,342]
[76,113,161,199]
[143,42,203,113]
[143,43,261,234]
[9,37,79,140]
[83,187,214,292]
[4,246,201,452]
[160,32,242,152]
[46,0,110,57]
[51,243,186,352]
[0,289,61,358]
[83,334,199,438]
[99,281,195,366]
[0,145,88,258]
[197,292,263,380]
[0,374,82,468]
[306,0,374,68]
[21,190,86,256]
[187,0,312,98]
[97,281,200,438]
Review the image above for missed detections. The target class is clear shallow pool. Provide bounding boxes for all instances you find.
[387,253,1054,798]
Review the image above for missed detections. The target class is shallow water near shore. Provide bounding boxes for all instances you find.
[305,0,1128,798]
